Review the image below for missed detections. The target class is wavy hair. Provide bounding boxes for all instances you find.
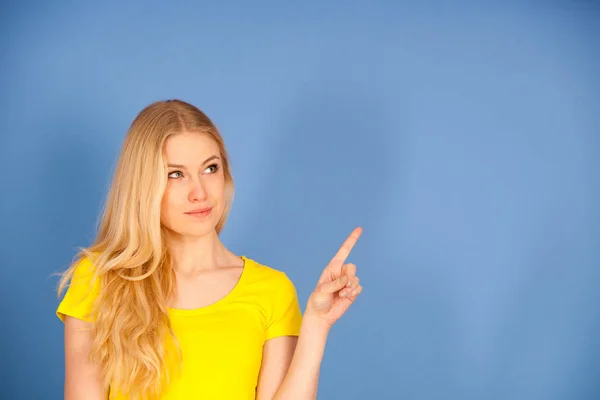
[57,99,234,399]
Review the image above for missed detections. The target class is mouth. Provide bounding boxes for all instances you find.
[184,207,213,218]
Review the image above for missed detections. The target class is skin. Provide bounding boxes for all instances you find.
[64,317,106,399]
[64,131,363,400]
[160,132,246,309]
[272,227,363,400]
[161,132,300,398]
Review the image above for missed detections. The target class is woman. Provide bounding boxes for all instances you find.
[56,99,363,400]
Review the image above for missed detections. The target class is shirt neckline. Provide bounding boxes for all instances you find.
[167,255,250,316]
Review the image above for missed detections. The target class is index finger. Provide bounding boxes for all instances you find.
[329,227,363,270]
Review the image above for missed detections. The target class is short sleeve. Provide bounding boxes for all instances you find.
[265,272,303,340]
[56,256,101,323]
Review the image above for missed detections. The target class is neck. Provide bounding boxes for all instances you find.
[165,229,232,276]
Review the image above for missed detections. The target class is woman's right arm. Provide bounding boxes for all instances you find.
[64,316,108,400]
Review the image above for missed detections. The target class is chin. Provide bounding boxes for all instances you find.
[161,221,215,238]
[181,220,219,237]
[177,224,216,237]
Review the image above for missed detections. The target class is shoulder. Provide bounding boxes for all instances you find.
[62,251,104,298]
[243,256,293,280]
[70,252,106,285]
[242,257,303,336]
[71,253,99,277]
[242,256,298,293]
[56,252,102,323]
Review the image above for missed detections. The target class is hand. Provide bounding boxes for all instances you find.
[305,227,364,327]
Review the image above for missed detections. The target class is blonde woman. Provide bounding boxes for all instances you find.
[56,99,363,400]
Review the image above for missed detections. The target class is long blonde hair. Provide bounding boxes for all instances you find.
[57,99,234,399]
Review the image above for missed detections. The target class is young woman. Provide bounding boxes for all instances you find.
[56,99,363,400]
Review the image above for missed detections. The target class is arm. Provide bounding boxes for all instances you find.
[271,316,330,400]
[255,317,329,400]
[265,227,364,400]
[255,336,298,399]
[64,316,108,400]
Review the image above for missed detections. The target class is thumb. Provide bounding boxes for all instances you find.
[318,275,348,294]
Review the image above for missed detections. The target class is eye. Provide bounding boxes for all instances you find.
[168,171,183,179]
[205,163,219,174]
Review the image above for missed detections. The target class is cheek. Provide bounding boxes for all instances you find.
[205,174,225,197]
[214,181,229,208]
[160,186,183,221]
[160,193,170,226]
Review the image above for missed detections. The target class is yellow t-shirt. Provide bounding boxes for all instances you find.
[56,255,303,399]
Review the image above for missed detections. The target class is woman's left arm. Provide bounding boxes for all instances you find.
[256,227,364,400]
[255,336,298,399]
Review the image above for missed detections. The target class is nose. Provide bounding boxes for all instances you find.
[188,177,207,202]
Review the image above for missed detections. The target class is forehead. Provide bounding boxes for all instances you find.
[163,132,220,162]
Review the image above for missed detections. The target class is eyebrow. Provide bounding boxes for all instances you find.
[167,155,220,169]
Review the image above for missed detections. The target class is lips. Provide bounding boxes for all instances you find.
[185,207,212,214]
[185,207,212,217]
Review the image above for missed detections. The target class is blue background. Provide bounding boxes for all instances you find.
[1,1,599,399]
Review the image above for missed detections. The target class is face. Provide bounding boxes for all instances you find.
[160,132,227,238]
